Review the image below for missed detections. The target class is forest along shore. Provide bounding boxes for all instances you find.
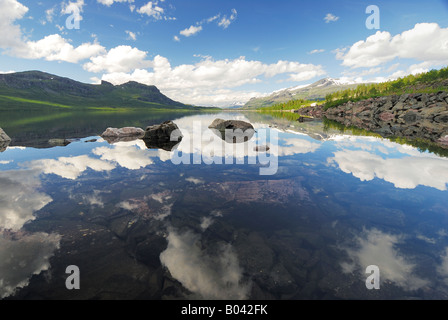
[295,91,448,148]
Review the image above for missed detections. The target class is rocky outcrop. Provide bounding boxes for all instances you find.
[142,121,183,151]
[296,91,448,148]
[101,127,145,144]
[209,119,255,143]
[295,105,324,118]
[0,128,11,152]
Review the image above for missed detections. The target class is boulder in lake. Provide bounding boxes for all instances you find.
[0,128,11,152]
[142,121,183,151]
[101,127,145,144]
[0,128,11,142]
[208,119,255,143]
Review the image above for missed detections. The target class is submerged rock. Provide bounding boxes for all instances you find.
[48,139,71,147]
[142,121,183,151]
[101,127,145,144]
[209,119,255,143]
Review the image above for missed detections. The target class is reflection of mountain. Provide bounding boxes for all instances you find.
[2,110,201,148]
[243,111,342,142]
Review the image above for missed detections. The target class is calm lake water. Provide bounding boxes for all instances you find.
[1,111,448,300]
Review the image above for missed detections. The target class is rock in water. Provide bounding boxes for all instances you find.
[0,128,11,142]
[209,119,254,131]
[101,127,145,144]
[0,128,11,152]
[142,121,183,151]
[208,119,255,143]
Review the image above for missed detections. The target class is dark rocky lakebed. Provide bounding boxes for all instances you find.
[1,111,448,300]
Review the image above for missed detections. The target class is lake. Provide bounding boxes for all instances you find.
[1,110,448,300]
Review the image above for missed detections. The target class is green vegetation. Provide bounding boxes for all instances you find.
[323,66,448,110]
[258,99,317,112]
[258,110,302,121]
[0,95,74,109]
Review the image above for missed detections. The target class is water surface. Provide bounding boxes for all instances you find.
[1,111,448,300]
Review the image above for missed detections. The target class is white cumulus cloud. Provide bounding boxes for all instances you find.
[84,45,151,73]
[180,25,203,37]
[324,13,339,23]
[100,55,325,106]
[137,1,164,20]
[97,0,134,6]
[338,23,448,69]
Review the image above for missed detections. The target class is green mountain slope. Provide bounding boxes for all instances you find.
[243,78,363,109]
[0,70,198,111]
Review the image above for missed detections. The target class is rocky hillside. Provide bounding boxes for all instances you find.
[0,71,192,109]
[297,91,448,148]
[244,78,362,109]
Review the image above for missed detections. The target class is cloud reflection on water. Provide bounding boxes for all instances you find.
[0,170,60,299]
[328,137,448,190]
[160,227,251,300]
[341,228,429,291]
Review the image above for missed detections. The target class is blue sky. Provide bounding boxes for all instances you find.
[1,0,448,106]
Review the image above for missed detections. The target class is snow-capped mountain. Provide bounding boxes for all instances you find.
[244,77,363,109]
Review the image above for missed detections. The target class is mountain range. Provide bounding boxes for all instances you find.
[0,71,197,111]
[243,78,364,109]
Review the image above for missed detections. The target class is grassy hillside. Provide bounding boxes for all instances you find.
[323,66,448,110]
[258,98,317,111]
[0,71,214,112]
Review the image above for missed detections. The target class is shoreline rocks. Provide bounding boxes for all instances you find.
[295,91,448,147]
